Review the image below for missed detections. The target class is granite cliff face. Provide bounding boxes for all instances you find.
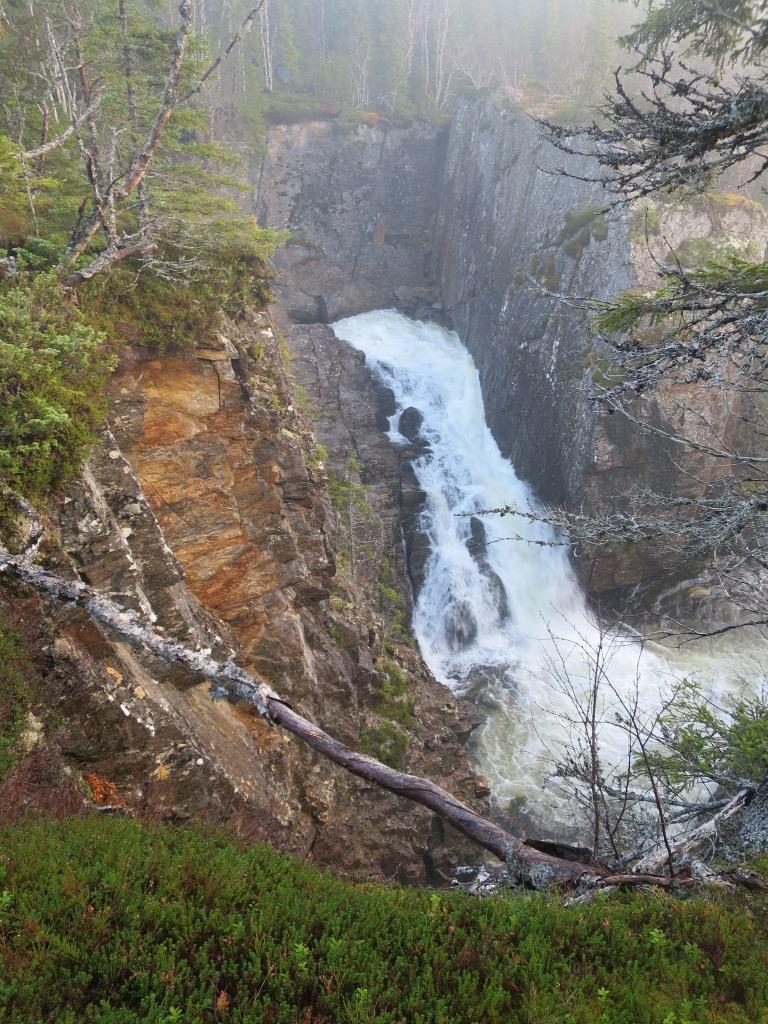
[434,96,634,509]
[436,97,768,601]
[256,97,636,507]
[256,119,445,323]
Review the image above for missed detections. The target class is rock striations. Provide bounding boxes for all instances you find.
[6,311,483,883]
[257,93,768,610]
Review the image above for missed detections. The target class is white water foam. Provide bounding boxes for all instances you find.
[332,310,763,819]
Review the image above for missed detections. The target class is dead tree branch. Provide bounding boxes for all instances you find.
[61,0,263,284]
[1,492,759,892]
[177,1,265,105]
[19,95,102,162]
[0,513,596,884]
[633,788,752,874]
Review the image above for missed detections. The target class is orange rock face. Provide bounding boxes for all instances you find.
[59,313,484,883]
[113,347,329,669]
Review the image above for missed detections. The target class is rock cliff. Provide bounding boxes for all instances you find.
[256,119,445,323]
[9,94,767,876]
[5,310,483,883]
[257,95,768,607]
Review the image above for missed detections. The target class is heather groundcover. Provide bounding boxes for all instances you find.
[0,818,767,1024]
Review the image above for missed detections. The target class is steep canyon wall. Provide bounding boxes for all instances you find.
[257,95,768,602]
[7,311,482,883]
[256,119,445,323]
[14,94,767,881]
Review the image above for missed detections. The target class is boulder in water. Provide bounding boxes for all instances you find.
[400,460,431,596]
[466,517,510,624]
[405,531,431,596]
[467,517,488,559]
[444,599,478,652]
[484,570,510,623]
[398,407,425,443]
[372,377,397,432]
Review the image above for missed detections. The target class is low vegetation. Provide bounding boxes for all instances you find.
[629,203,662,241]
[78,241,282,353]
[0,1,285,534]
[0,274,115,525]
[0,612,33,778]
[360,657,415,768]
[527,251,561,292]
[359,719,409,769]
[1,816,767,1023]
[559,204,610,260]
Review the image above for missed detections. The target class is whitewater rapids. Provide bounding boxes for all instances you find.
[332,310,760,822]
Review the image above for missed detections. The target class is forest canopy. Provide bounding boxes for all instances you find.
[209,0,635,123]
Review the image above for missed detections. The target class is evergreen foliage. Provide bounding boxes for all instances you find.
[0,273,114,515]
[647,681,768,791]
[217,0,632,123]
[621,0,768,64]
[0,0,285,512]
[1,816,767,1023]
[0,0,283,291]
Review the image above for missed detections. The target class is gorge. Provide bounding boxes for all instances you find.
[258,94,768,831]
[6,3,768,1017]
[4,91,767,882]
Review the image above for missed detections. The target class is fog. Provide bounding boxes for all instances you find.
[205,0,637,118]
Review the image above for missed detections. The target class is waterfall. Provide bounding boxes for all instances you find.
[332,310,760,821]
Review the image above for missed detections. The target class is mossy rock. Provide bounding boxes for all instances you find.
[360,720,409,768]
[630,203,662,240]
[527,251,562,292]
[558,204,610,260]
[674,236,758,269]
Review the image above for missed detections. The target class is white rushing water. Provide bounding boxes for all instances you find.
[332,310,761,821]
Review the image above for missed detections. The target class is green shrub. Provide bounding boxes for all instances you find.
[377,658,414,729]
[7,236,67,272]
[0,134,49,248]
[360,658,415,767]
[79,242,281,353]
[0,273,115,521]
[647,680,768,790]
[1,816,767,1023]
[79,267,224,352]
[306,441,327,473]
[328,458,370,517]
[673,237,755,269]
[0,612,33,777]
[294,382,311,413]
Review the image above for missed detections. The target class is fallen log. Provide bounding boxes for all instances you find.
[0,500,754,893]
[0,531,595,884]
[633,788,752,875]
